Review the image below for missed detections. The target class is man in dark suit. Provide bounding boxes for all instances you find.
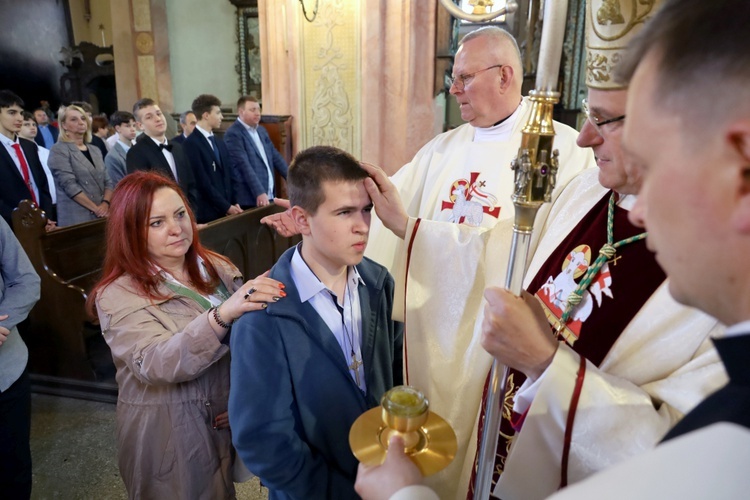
[224,95,288,209]
[182,94,241,223]
[126,98,198,210]
[0,90,55,230]
[171,110,196,145]
[33,107,58,149]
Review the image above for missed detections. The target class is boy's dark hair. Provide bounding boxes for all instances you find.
[237,95,258,110]
[288,145,367,215]
[22,111,34,121]
[192,94,221,120]
[132,98,157,121]
[616,0,750,132]
[0,90,24,109]
[110,110,135,128]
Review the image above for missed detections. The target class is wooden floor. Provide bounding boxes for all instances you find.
[29,394,268,499]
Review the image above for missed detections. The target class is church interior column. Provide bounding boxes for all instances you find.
[259,0,302,155]
[260,0,441,171]
[361,0,441,175]
[110,0,174,112]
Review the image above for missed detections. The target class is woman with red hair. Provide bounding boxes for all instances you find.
[87,171,284,499]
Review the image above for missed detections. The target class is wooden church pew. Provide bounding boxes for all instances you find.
[12,200,298,402]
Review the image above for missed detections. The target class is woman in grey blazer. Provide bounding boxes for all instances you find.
[48,105,113,227]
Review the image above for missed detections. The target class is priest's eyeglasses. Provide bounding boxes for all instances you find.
[581,99,626,135]
[448,64,504,90]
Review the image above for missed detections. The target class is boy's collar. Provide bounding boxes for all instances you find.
[291,243,364,304]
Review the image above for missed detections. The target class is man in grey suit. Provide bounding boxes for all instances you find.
[104,111,137,186]
[224,96,288,208]
[0,217,41,499]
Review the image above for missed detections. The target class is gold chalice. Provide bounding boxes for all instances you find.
[349,385,457,476]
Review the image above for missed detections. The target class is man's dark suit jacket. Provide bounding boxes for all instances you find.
[34,124,59,149]
[125,136,198,210]
[663,335,750,441]
[171,133,187,145]
[182,131,235,223]
[0,138,54,228]
[224,120,288,207]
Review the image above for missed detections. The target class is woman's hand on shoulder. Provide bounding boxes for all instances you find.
[218,270,286,324]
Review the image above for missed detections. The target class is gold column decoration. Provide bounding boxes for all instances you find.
[132,0,153,31]
[299,0,360,156]
[134,27,158,102]
[111,0,172,111]
[131,0,157,102]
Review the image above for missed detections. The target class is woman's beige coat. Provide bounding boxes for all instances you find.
[95,258,242,499]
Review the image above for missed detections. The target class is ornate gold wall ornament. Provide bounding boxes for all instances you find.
[131,0,152,32]
[300,0,359,156]
[135,32,153,55]
[469,0,495,15]
[438,0,517,23]
[137,55,159,100]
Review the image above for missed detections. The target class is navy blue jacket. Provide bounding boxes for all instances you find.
[171,133,187,145]
[663,335,750,441]
[181,130,235,223]
[229,248,403,499]
[224,120,288,207]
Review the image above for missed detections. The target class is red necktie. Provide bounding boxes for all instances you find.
[11,143,38,205]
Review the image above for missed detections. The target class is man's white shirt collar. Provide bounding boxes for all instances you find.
[0,133,19,148]
[149,136,169,147]
[473,99,524,143]
[195,124,214,139]
[237,117,259,132]
[726,320,750,338]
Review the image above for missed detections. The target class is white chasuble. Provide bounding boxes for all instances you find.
[365,96,595,280]
[399,169,726,499]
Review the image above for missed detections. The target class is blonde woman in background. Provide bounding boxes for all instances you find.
[48,104,113,226]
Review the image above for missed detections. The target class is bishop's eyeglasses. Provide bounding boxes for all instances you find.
[581,98,626,135]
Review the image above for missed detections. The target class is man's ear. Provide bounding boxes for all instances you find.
[135,121,145,132]
[728,120,750,233]
[499,65,514,93]
[291,206,312,236]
